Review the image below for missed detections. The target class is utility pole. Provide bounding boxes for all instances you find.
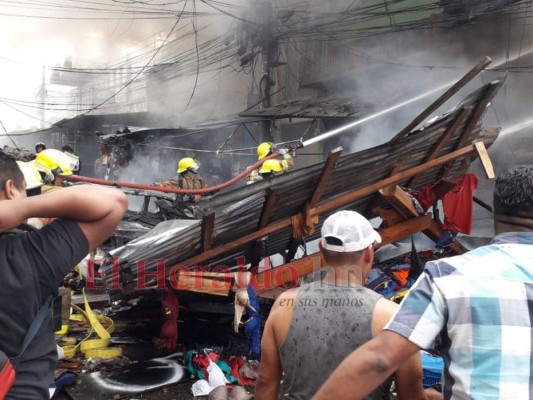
[38,66,46,129]
[258,0,275,143]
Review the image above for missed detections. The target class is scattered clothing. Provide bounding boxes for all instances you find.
[159,290,179,351]
[442,173,478,234]
[242,286,261,359]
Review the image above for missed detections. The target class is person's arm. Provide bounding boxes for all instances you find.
[281,153,293,171]
[312,331,421,400]
[372,298,427,400]
[0,185,127,251]
[255,302,284,400]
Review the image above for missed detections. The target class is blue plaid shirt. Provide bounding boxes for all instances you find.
[386,232,533,400]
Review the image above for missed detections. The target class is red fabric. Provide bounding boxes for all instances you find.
[192,353,220,381]
[159,290,179,351]
[227,357,255,386]
[416,186,435,211]
[442,173,478,234]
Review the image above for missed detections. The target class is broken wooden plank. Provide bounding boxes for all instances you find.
[379,185,420,219]
[474,141,495,179]
[408,106,471,188]
[309,147,342,208]
[315,144,479,215]
[378,215,433,245]
[456,82,503,151]
[392,56,492,142]
[173,274,231,296]
[379,186,467,254]
[285,148,342,263]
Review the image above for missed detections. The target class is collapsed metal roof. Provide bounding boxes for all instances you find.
[104,78,504,290]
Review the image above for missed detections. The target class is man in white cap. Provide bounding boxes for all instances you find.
[255,210,427,400]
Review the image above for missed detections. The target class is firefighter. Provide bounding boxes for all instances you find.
[35,142,46,154]
[248,142,293,184]
[153,157,208,202]
[16,161,44,197]
[33,149,75,192]
[156,157,207,190]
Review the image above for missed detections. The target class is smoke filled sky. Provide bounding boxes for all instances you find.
[2,0,533,138]
[0,0,199,131]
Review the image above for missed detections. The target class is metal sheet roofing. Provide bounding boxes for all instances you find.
[104,79,504,289]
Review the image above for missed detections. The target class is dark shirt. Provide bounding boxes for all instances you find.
[0,220,88,399]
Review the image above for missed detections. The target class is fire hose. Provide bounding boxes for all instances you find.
[61,151,285,195]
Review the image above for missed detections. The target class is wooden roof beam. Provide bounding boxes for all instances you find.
[167,144,480,274]
[308,147,342,208]
[285,147,342,263]
[380,184,467,254]
[251,188,279,267]
[391,57,492,143]
[407,106,472,188]
[456,82,503,151]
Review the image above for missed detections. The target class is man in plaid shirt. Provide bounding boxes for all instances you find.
[313,166,533,400]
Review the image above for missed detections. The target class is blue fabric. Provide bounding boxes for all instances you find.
[243,285,261,359]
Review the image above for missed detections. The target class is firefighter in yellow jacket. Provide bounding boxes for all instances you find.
[248,142,293,184]
[154,157,208,202]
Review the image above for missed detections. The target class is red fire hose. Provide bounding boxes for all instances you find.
[61,153,281,195]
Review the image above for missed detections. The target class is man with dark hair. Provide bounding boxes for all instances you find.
[255,210,427,400]
[0,152,127,398]
[313,166,533,400]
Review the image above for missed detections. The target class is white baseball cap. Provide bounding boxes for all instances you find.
[321,210,382,252]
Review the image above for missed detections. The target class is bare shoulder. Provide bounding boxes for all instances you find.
[268,288,300,345]
[270,288,298,316]
[375,297,399,318]
[371,297,399,336]
[273,288,299,307]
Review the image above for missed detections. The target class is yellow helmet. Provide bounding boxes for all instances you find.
[259,159,283,174]
[177,157,199,174]
[34,149,73,177]
[257,142,272,160]
[16,161,44,190]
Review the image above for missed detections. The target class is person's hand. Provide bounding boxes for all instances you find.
[277,147,288,155]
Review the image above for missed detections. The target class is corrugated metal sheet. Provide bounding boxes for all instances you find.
[104,80,503,288]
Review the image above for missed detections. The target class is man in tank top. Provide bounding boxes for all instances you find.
[255,210,427,400]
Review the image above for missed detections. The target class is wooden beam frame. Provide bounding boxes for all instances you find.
[308,147,342,208]
[166,143,482,274]
[171,214,436,298]
[474,141,495,179]
[391,57,491,142]
[285,148,342,262]
[408,106,471,188]
[456,83,502,151]
[380,184,467,254]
